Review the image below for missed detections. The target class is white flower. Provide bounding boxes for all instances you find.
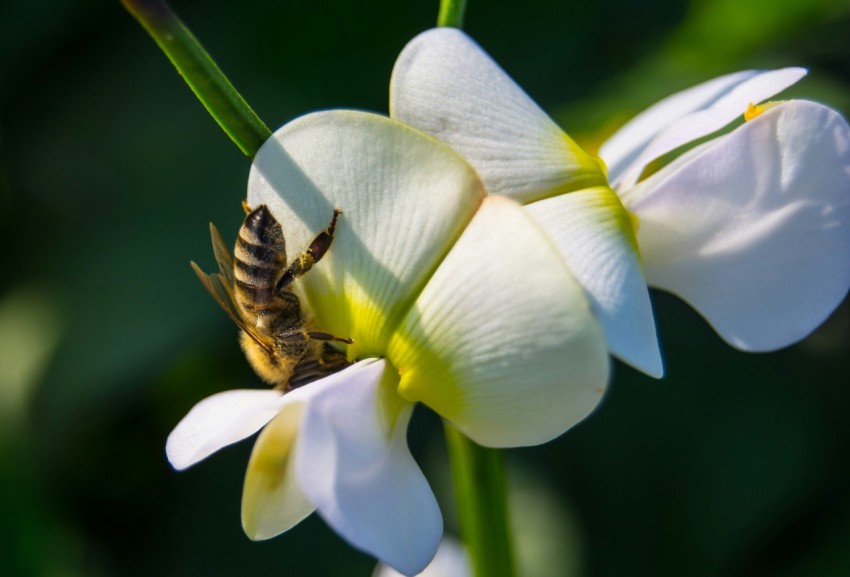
[167,111,609,576]
[390,28,850,378]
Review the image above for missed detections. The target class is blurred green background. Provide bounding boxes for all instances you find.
[2,0,850,575]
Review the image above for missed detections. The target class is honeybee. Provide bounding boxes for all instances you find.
[191,203,352,391]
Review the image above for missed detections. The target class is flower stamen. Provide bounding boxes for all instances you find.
[744,101,785,122]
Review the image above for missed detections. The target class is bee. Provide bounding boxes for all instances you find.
[191,203,352,391]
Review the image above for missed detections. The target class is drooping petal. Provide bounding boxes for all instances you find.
[373,537,470,577]
[248,110,484,357]
[525,187,662,377]
[390,196,609,448]
[622,100,850,351]
[296,359,441,577]
[390,27,607,204]
[166,389,286,471]
[240,402,314,540]
[241,359,382,540]
[603,67,807,189]
[600,70,754,183]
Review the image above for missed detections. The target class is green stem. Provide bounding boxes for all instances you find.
[122,0,272,157]
[437,0,468,28]
[444,422,515,577]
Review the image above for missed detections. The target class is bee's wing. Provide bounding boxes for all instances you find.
[210,223,236,289]
[190,261,273,354]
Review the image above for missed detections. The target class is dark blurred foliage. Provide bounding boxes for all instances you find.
[1,0,849,575]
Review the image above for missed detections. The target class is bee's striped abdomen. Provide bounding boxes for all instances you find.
[233,206,288,321]
[193,203,350,388]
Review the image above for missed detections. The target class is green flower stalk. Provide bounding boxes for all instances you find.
[122,0,271,157]
[437,0,468,28]
[445,424,515,577]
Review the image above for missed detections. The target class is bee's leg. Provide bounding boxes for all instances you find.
[305,208,342,263]
[288,345,351,389]
[287,360,324,390]
[241,200,252,214]
[278,328,353,345]
[275,209,342,292]
[305,330,353,345]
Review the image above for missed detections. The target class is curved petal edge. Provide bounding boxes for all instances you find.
[390,196,610,448]
[166,389,286,471]
[625,100,850,351]
[390,27,606,203]
[604,67,807,189]
[296,359,442,576]
[526,188,663,377]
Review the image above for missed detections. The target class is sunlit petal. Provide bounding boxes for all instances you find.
[390,27,606,204]
[166,389,286,471]
[623,100,850,350]
[296,359,442,577]
[605,67,806,189]
[241,359,381,540]
[248,110,484,357]
[390,196,609,448]
[525,187,662,377]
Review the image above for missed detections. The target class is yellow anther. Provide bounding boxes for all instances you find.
[744,103,765,122]
[744,101,785,122]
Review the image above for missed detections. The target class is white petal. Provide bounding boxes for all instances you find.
[390,196,610,448]
[166,389,286,471]
[241,359,381,540]
[241,404,314,540]
[600,70,754,184]
[248,110,484,357]
[525,187,663,377]
[623,100,850,351]
[390,28,606,203]
[296,359,442,576]
[603,68,807,189]
[373,537,470,577]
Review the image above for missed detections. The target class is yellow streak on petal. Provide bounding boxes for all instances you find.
[374,360,408,436]
[558,132,610,191]
[241,404,307,540]
[576,186,642,257]
[519,135,610,205]
[304,284,391,360]
[388,324,465,421]
[247,424,296,490]
[627,207,641,237]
